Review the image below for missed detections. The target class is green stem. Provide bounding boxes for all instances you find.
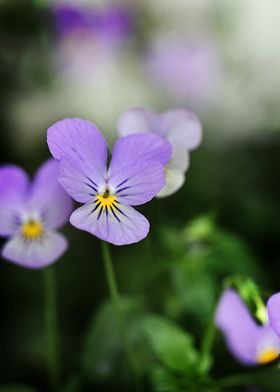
[44,266,60,391]
[199,320,216,375]
[101,241,140,391]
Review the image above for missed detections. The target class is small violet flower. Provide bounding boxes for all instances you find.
[0,159,73,269]
[54,4,133,43]
[146,37,221,109]
[215,289,280,365]
[53,4,134,76]
[117,107,202,197]
[47,118,171,245]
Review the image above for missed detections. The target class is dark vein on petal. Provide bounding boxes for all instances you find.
[116,178,130,188]
[111,208,121,222]
[115,186,131,194]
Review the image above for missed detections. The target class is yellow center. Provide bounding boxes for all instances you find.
[96,193,116,210]
[257,349,279,364]
[21,220,43,239]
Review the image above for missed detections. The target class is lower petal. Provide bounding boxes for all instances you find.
[1,231,68,269]
[70,202,149,246]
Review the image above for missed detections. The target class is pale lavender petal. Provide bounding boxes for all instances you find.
[107,134,170,205]
[2,230,68,269]
[117,107,160,136]
[215,289,264,365]
[0,166,29,236]
[161,109,202,150]
[70,202,149,246]
[157,146,189,198]
[267,293,280,338]
[157,170,185,198]
[29,159,73,229]
[47,118,108,189]
[58,156,99,203]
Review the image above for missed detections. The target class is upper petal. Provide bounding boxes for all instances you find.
[70,202,149,245]
[117,107,160,136]
[2,230,68,269]
[215,289,264,365]
[47,117,108,189]
[0,165,30,236]
[107,134,171,205]
[161,109,202,150]
[29,159,73,229]
[267,293,280,338]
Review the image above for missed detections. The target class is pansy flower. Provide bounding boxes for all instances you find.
[215,289,280,365]
[47,118,171,245]
[0,159,73,269]
[117,107,202,197]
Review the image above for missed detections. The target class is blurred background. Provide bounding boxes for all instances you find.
[0,0,280,391]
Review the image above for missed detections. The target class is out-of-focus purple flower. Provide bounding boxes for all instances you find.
[215,289,280,365]
[117,107,202,197]
[47,118,171,245]
[53,4,134,43]
[146,37,221,109]
[0,159,73,269]
[52,4,134,77]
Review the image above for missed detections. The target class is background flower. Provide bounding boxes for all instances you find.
[118,107,202,197]
[0,159,73,268]
[216,289,280,365]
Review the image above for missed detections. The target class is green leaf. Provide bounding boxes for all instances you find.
[150,365,181,392]
[81,296,150,381]
[142,315,199,373]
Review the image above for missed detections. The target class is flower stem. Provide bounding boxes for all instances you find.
[101,241,140,390]
[44,266,60,391]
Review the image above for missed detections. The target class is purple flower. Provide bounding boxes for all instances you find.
[215,289,280,365]
[53,4,133,43]
[146,37,221,109]
[0,159,73,269]
[52,4,134,78]
[117,107,202,197]
[47,118,171,245]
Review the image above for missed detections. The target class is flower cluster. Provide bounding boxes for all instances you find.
[216,289,280,365]
[0,108,201,266]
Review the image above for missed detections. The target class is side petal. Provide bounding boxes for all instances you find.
[267,293,280,338]
[107,134,171,205]
[47,117,108,188]
[70,202,149,245]
[215,289,264,365]
[29,159,73,229]
[1,230,68,269]
[161,109,202,151]
[110,133,171,167]
[117,107,160,136]
[0,166,30,236]
[157,146,190,198]
[57,156,99,203]
[157,170,185,198]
